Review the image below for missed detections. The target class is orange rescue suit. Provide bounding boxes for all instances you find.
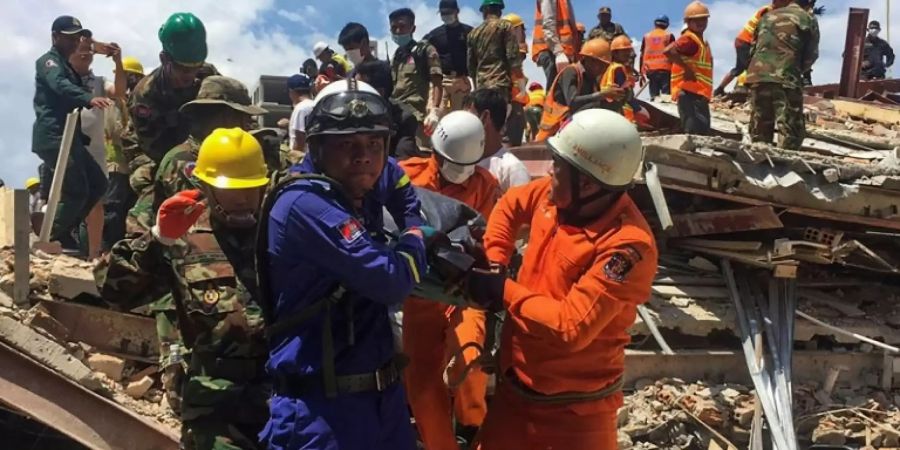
[671,30,714,101]
[477,177,658,449]
[531,0,580,62]
[399,156,499,450]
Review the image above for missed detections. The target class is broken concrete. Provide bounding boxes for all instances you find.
[0,315,100,390]
[47,255,99,299]
[125,375,154,399]
[87,353,126,382]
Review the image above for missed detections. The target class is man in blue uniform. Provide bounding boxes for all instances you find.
[258,79,431,450]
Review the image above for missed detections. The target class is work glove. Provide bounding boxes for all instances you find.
[555,52,570,74]
[152,189,206,245]
[423,108,441,136]
[465,265,507,312]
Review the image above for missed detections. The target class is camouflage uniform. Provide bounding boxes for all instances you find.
[96,210,268,450]
[746,3,819,150]
[588,22,626,42]
[150,76,268,417]
[391,40,442,122]
[467,17,522,96]
[125,63,218,235]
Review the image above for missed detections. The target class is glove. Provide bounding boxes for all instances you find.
[423,109,441,136]
[555,52,570,74]
[152,190,206,245]
[465,266,506,311]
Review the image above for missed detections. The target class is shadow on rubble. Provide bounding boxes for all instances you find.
[0,405,86,450]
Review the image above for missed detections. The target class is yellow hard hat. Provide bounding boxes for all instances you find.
[502,13,524,28]
[684,1,710,19]
[121,56,145,75]
[25,177,40,189]
[194,128,269,189]
[579,38,612,63]
[611,35,633,51]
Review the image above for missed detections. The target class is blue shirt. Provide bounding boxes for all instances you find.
[265,158,426,378]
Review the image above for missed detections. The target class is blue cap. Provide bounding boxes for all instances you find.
[655,15,670,25]
[287,73,312,91]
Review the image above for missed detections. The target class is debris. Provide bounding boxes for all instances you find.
[86,353,126,382]
[125,375,154,399]
[47,255,99,299]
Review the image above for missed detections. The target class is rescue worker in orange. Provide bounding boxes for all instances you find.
[665,1,714,135]
[468,108,658,450]
[535,38,623,141]
[640,15,675,99]
[532,0,582,87]
[715,2,772,96]
[601,35,649,126]
[400,111,499,450]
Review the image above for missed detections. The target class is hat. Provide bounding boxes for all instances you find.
[313,41,330,58]
[180,76,268,115]
[869,20,882,30]
[439,0,460,12]
[287,74,312,91]
[598,6,612,15]
[52,15,91,36]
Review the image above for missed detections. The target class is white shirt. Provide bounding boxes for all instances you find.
[289,98,315,149]
[79,73,109,177]
[478,147,531,193]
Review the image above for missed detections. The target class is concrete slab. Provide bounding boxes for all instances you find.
[48,256,99,299]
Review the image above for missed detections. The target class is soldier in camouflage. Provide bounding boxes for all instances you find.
[588,6,627,42]
[746,0,819,150]
[389,8,445,146]
[125,12,216,235]
[149,76,266,413]
[96,128,271,450]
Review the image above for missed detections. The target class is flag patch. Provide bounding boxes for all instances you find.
[337,217,364,243]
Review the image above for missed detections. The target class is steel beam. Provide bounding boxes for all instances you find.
[0,341,178,450]
[839,8,870,98]
[805,78,900,98]
[39,300,159,360]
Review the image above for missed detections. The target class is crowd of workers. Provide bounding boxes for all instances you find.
[24,1,887,449]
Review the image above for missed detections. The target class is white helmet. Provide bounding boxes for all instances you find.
[431,111,485,165]
[313,78,381,103]
[547,109,644,190]
[313,41,329,57]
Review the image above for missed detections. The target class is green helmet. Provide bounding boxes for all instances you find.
[480,0,505,11]
[158,12,207,66]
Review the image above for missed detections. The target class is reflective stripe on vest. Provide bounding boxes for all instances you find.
[642,29,673,72]
[536,65,582,141]
[736,5,772,44]
[671,31,713,101]
[531,0,579,62]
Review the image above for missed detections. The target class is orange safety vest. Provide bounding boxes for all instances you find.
[599,63,636,121]
[642,28,674,73]
[531,0,581,63]
[736,5,773,44]
[671,31,713,101]
[535,65,582,141]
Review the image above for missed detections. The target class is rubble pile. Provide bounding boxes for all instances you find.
[0,247,178,431]
[619,379,900,449]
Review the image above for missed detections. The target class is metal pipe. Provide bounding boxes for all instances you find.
[637,304,675,355]
[39,111,79,243]
[796,310,900,353]
[643,163,674,232]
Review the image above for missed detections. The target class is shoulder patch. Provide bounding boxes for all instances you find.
[134,104,152,119]
[604,245,643,282]
[45,59,58,69]
[183,162,196,179]
[336,217,365,244]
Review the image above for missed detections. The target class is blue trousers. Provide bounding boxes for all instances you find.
[260,383,416,450]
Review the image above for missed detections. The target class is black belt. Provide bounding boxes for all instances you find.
[191,353,265,383]
[273,357,404,398]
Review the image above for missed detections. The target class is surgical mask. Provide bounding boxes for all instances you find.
[392,33,413,47]
[346,48,364,65]
[440,161,475,184]
[441,14,458,25]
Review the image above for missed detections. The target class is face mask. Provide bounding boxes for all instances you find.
[441,14,458,25]
[869,29,880,37]
[346,48,364,65]
[440,161,475,184]
[392,33,413,47]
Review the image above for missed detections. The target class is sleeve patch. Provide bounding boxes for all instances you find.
[134,104,152,119]
[183,162,196,179]
[45,59,58,69]
[337,217,365,244]
[604,246,642,282]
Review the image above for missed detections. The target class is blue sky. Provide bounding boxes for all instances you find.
[0,0,895,188]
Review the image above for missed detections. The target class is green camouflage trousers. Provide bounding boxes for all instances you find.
[749,82,805,150]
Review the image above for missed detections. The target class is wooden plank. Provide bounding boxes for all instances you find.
[830,98,900,126]
[39,300,159,359]
[0,188,13,247]
[13,190,29,307]
[672,206,784,237]
[651,285,731,299]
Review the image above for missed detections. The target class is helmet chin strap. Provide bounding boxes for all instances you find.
[207,190,258,229]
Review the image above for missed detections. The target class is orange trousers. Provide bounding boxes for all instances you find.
[476,383,619,450]
[403,297,488,450]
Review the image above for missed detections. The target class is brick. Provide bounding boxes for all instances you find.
[125,375,154,399]
[87,353,126,381]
